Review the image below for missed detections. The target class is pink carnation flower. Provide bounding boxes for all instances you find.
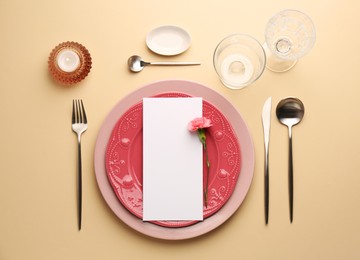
[188,117,212,132]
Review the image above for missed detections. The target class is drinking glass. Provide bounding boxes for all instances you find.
[264,9,316,72]
[213,34,266,90]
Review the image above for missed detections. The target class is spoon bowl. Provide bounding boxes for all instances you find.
[276,97,304,223]
[276,98,304,127]
[128,55,147,72]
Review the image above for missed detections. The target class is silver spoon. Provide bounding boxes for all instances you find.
[127,55,201,72]
[276,97,305,223]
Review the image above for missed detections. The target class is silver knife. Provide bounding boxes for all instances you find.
[262,97,272,224]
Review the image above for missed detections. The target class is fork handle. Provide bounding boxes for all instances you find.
[77,137,82,230]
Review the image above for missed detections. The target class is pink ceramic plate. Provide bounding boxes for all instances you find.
[94,80,254,240]
[105,92,240,227]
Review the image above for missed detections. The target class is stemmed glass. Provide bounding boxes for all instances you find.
[263,9,316,72]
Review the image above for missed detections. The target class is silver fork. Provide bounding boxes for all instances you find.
[72,99,88,230]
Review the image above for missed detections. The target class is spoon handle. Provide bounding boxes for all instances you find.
[149,61,201,66]
[288,126,294,223]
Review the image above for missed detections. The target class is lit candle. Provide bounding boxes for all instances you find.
[48,41,92,85]
[56,49,80,73]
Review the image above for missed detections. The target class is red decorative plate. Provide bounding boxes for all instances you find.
[105,92,240,227]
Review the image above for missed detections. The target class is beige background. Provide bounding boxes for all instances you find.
[1,0,360,259]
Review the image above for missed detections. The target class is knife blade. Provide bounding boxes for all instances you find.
[262,97,272,224]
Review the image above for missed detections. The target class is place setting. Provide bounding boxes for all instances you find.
[47,9,315,239]
[94,79,255,240]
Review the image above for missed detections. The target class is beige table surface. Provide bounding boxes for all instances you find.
[1,0,360,259]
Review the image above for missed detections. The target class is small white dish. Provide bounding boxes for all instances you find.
[146,25,191,56]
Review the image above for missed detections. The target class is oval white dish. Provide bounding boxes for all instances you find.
[146,25,191,56]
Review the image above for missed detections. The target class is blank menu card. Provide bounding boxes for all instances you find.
[142,97,203,221]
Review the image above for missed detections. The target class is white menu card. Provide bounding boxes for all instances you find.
[142,97,203,221]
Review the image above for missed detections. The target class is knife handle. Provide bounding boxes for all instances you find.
[264,142,270,224]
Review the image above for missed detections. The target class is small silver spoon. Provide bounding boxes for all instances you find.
[127,55,201,72]
[276,97,305,223]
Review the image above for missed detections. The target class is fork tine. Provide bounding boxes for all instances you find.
[80,100,87,124]
[77,100,83,123]
[72,100,76,124]
[74,100,78,123]
[78,100,82,123]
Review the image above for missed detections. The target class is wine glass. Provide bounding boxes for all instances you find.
[263,9,316,72]
[213,34,266,90]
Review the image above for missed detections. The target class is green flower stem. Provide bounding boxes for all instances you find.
[198,129,210,208]
[203,142,210,208]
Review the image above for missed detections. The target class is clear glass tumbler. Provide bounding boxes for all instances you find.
[213,34,266,90]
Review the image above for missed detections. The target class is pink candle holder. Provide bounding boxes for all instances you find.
[48,41,92,85]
